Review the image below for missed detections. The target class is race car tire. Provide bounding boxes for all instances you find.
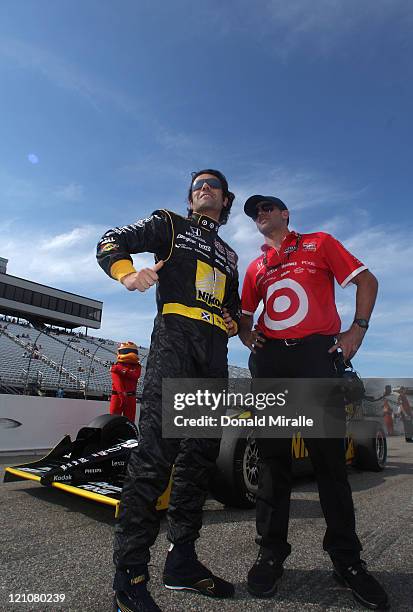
[210,426,257,508]
[348,420,387,471]
[86,414,138,448]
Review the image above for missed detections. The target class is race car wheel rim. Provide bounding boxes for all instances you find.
[243,438,259,494]
[375,430,386,466]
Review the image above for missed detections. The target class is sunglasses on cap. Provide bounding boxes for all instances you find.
[252,202,277,219]
[192,177,222,192]
[118,348,139,355]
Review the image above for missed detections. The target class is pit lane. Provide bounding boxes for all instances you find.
[1,436,412,612]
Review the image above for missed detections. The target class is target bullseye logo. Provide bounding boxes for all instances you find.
[264,278,308,330]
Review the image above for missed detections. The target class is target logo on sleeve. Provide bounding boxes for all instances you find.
[263,279,309,330]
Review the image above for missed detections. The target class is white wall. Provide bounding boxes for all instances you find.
[0,394,109,453]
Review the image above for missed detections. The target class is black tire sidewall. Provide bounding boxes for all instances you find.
[86,413,138,447]
[210,426,257,508]
[348,420,387,471]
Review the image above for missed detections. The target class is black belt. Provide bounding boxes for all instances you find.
[111,390,136,396]
[264,333,335,347]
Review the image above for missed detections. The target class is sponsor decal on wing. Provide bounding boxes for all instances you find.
[0,418,22,429]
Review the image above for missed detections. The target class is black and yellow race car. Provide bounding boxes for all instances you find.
[4,379,388,514]
[211,408,387,509]
[3,415,172,517]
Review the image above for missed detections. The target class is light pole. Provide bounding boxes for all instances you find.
[84,344,101,399]
[0,320,9,335]
[0,321,10,391]
[57,336,77,392]
[24,329,44,395]
[0,320,12,342]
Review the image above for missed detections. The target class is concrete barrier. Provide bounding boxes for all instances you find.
[0,394,109,453]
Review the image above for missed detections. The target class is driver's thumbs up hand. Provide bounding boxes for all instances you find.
[121,260,164,292]
[152,260,164,273]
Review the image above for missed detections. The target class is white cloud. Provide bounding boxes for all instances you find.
[262,0,411,57]
[0,37,136,114]
[1,170,86,214]
[177,1,411,59]
[54,183,84,202]
[361,348,413,361]
[0,36,195,153]
[3,224,155,296]
[334,222,413,287]
[39,227,95,251]
[5,225,103,287]
[93,305,157,347]
[155,125,195,151]
[2,174,37,202]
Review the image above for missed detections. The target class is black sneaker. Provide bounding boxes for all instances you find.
[247,547,284,598]
[333,560,390,610]
[163,542,234,598]
[114,589,162,612]
[113,569,163,612]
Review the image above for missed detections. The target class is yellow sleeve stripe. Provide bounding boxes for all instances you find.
[111,260,137,281]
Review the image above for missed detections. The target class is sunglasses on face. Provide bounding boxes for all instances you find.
[252,202,276,219]
[192,177,222,192]
[118,348,139,355]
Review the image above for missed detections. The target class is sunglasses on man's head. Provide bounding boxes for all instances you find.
[252,202,276,219]
[192,177,222,192]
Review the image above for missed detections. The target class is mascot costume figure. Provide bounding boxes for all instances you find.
[110,341,141,422]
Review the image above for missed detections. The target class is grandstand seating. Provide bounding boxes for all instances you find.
[0,319,125,397]
[0,317,247,398]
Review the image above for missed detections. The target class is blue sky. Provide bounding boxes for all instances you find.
[1,0,412,376]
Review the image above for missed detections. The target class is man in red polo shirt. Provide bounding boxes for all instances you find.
[240,195,389,610]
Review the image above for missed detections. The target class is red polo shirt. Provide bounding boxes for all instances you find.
[241,231,367,339]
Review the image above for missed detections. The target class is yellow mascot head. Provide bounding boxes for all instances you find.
[117,341,139,364]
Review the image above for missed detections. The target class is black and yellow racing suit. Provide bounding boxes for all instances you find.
[97,209,240,570]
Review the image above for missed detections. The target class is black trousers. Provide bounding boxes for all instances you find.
[249,335,362,565]
[113,315,227,570]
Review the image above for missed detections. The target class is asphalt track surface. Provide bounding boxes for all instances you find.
[1,436,412,612]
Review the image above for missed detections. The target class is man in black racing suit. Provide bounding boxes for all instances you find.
[97,169,240,612]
